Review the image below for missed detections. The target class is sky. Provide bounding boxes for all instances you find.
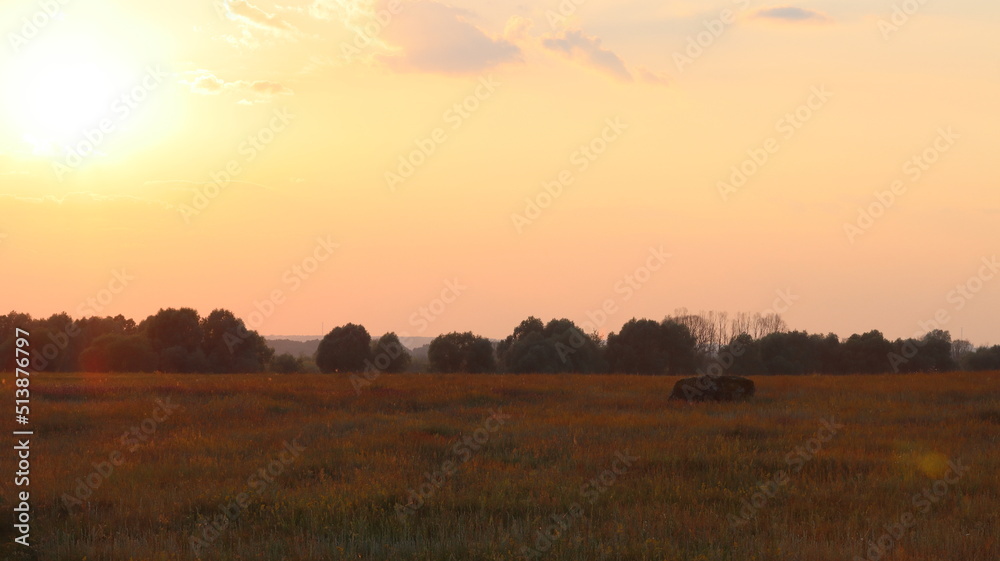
[0,0,998,344]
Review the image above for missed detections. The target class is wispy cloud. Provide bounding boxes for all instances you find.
[216,0,301,49]
[375,1,521,75]
[636,67,670,85]
[307,0,372,23]
[143,179,276,193]
[180,70,293,103]
[542,30,633,82]
[0,192,176,211]
[227,0,299,32]
[753,6,832,23]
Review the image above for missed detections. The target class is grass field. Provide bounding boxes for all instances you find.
[2,372,998,561]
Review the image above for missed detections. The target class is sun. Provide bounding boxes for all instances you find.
[2,31,135,155]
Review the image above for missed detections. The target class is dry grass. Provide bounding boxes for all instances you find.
[1,371,998,560]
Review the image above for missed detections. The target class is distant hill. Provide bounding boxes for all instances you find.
[266,338,320,358]
[399,336,436,351]
[266,335,323,342]
[266,336,436,357]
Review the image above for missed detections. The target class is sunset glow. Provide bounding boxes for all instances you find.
[1,0,998,344]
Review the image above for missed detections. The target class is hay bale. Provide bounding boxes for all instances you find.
[669,375,755,402]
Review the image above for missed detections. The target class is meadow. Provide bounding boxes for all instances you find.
[2,371,998,561]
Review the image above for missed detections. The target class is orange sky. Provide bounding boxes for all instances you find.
[1,0,998,344]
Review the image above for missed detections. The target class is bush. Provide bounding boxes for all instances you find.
[316,323,372,373]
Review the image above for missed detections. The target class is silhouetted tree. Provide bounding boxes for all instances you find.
[920,330,956,372]
[75,315,137,356]
[724,333,766,376]
[200,309,273,373]
[140,308,208,372]
[271,353,304,374]
[660,319,698,375]
[27,313,81,372]
[370,332,412,373]
[428,332,496,373]
[316,323,372,373]
[607,318,695,374]
[545,318,606,373]
[951,339,974,366]
[79,334,157,372]
[142,308,203,351]
[842,330,894,374]
[889,330,955,374]
[966,345,1000,371]
[0,312,33,371]
[813,333,845,374]
[498,317,605,374]
[758,331,825,375]
[497,316,544,366]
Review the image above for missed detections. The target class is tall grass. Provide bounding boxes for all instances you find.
[1,371,997,560]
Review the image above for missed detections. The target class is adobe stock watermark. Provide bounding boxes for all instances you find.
[878,0,931,40]
[511,117,628,233]
[405,278,467,334]
[608,245,671,302]
[679,290,796,402]
[843,127,958,244]
[190,438,307,556]
[6,0,72,53]
[853,458,968,561]
[351,335,408,393]
[520,450,639,559]
[53,66,167,181]
[61,398,182,512]
[211,0,227,21]
[545,0,590,29]
[729,417,843,527]
[395,409,509,519]
[31,269,135,371]
[888,255,998,372]
[677,339,748,402]
[351,278,466,393]
[339,0,403,61]
[673,0,752,73]
[586,246,670,333]
[762,288,799,316]
[178,107,294,222]
[226,235,340,351]
[555,246,670,363]
[718,85,833,202]
[385,75,500,192]
[569,245,671,338]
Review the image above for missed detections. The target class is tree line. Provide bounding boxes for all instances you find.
[0,309,272,373]
[2,309,998,375]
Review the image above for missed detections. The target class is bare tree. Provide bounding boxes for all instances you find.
[758,312,787,337]
[668,309,714,354]
[730,311,752,339]
[711,310,730,349]
[669,308,787,353]
[951,339,974,364]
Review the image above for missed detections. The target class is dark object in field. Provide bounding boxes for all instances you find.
[669,375,755,402]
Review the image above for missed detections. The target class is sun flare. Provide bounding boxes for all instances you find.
[3,33,134,155]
